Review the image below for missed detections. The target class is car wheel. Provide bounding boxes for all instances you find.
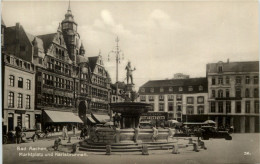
[3,136,8,144]
[33,135,38,142]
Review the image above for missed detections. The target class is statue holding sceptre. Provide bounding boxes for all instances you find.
[125,61,136,85]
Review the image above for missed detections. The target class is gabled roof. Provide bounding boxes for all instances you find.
[139,77,208,94]
[88,56,99,72]
[37,33,56,52]
[207,61,259,73]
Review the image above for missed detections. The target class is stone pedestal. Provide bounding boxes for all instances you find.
[249,117,255,133]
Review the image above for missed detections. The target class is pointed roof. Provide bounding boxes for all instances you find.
[37,33,56,52]
[88,56,99,72]
[62,0,77,24]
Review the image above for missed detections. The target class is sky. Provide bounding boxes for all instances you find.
[1,0,259,89]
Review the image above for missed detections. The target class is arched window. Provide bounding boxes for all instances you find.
[218,66,223,72]
[179,87,183,92]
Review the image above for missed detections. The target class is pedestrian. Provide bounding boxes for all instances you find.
[15,124,22,144]
[65,126,69,139]
[72,125,76,136]
[62,126,66,140]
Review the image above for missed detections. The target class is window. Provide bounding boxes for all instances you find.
[212,90,215,98]
[168,102,173,111]
[186,106,194,114]
[150,88,154,93]
[25,114,30,129]
[159,95,164,101]
[226,101,231,113]
[160,87,164,92]
[26,95,30,109]
[179,87,183,92]
[197,96,204,104]
[141,88,145,93]
[236,76,241,84]
[226,89,230,98]
[177,105,182,112]
[255,101,259,113]
[176,95,182,101]
[149,103,154,111]
[168,113,174,119]
[236,88,241,97]
[211,102,215,113]
[9,75,15,87]
[8,92,14,108]
[199,85,203,91]
[26,79,31,90]
[187,97,194,104]
[198,106,204,114]
[140,95,146,102]
[169,87,173,92]
[254,88,259,98]
[218,77,223,85]
[246,76,250,84]
[245,88,250,98]
[226,76,230,84]
[168,95,174,101]
[148,96,154,101]
[18,77,23,88]
[236,101,241,113]
[159,103,164,111]
[212,78,216,85]
[18,93,23,108]
[218,90,223,98]
[218,102,223,113]
[39,58,42,64]
[245,101,250,113]
[254,76,258,84]
[218,66,223,72]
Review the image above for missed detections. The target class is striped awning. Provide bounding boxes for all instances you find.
[92,114,110,124]
[87,116,96,123]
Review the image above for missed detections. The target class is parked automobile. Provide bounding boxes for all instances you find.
[200,126,232,140]
[6,128,40,143]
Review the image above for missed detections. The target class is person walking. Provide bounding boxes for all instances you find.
[64,126,69,139]
[72,125,76,136]
[62,126,66,140]
[15,125,22,144]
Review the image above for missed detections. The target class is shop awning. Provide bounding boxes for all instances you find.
[87,116,96,124]
[44,110,83,123]
[92,114,110,124]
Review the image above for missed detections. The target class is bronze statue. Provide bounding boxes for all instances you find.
[125,62,136,84]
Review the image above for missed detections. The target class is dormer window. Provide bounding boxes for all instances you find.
[169,87,173,92]
[160,87,164,92]
[199,85,203,91]
[218,66,223,73]
[188,86,193,91]
[141,88,145,93]
[150,88,154,93]
[179,87,183,92]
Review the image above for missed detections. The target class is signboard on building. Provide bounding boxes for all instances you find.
[140,112,168,121]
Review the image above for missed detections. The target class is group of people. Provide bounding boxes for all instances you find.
[15,124,22,144]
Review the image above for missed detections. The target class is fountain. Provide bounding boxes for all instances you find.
[79,61,176,152]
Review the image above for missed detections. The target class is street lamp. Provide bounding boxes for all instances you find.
[108,36,124,102]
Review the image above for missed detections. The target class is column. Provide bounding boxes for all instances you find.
[240,116,245,133]
[249,117,255,133]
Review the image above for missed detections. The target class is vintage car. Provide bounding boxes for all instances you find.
[6,129,40,143]
[200,126,232,140]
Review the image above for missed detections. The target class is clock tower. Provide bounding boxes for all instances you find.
[61,1,80,63]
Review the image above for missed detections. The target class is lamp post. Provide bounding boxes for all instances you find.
[108,36,124,102]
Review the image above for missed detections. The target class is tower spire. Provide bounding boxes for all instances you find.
[68,0,71,11]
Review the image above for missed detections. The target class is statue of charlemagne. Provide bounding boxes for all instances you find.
[125,61,136,85]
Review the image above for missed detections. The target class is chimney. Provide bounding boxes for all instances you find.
[227,58,229,63]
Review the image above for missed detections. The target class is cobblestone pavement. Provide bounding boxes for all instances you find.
[3,133,260,164]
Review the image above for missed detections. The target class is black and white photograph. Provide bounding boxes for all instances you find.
[1,0,259,164]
